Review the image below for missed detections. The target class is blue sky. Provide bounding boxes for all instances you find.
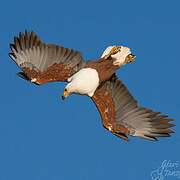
[0,0,180,179]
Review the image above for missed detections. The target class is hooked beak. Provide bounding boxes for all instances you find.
[62,89,69,100]
[125,54,136,64]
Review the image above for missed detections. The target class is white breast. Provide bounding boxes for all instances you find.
[67,68,99,97]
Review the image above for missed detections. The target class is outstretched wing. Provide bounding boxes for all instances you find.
[9,30,86,85]
[91,74,175,141]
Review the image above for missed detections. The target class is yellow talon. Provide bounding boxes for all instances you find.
[104,46,121,59]
[125,54,136,64]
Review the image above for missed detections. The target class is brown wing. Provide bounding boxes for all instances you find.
[9,30,86,85]
[91,74,175,141]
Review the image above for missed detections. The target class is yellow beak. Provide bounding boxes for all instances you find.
[62,89,69,100]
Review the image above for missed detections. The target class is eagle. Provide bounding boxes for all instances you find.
[9,30,175,142]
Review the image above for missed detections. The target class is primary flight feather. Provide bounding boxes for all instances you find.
[9,30,175,142]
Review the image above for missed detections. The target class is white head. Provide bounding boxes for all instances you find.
[62,83,73,100]
[101,46,136,66]
[62,68,99,99]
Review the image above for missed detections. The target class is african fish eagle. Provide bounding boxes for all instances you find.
[9,30,175,141]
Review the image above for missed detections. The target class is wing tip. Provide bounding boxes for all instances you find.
[134,126,175,141]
